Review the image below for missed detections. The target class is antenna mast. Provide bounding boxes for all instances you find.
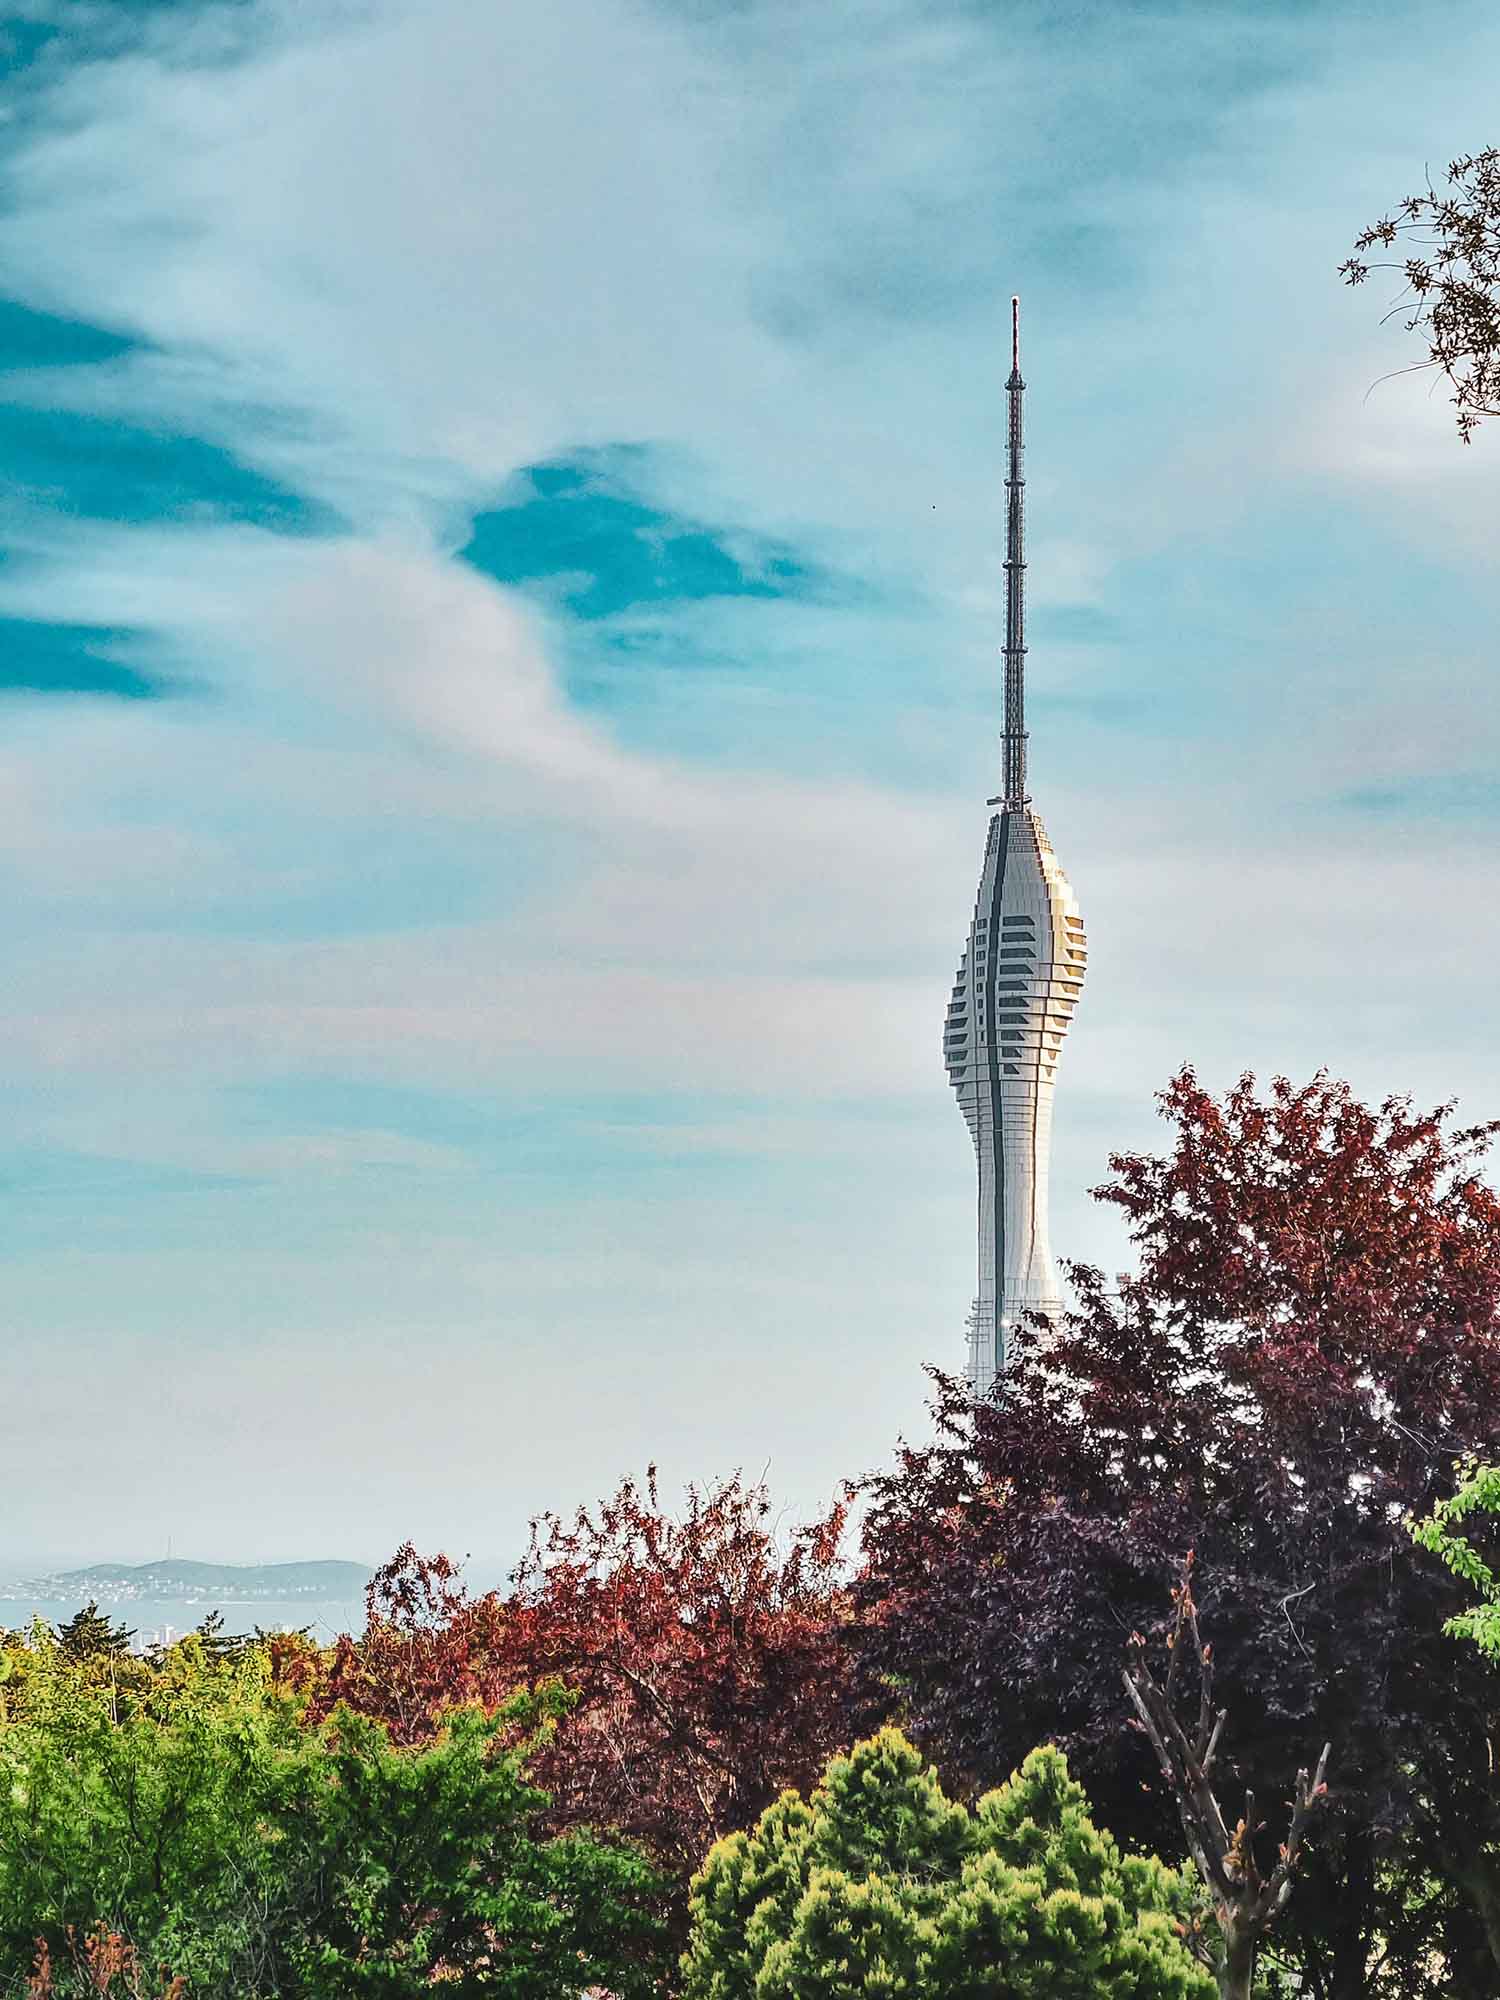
[1002,296,1028,808]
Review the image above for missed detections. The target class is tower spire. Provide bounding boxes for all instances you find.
[1002,296,1028,809]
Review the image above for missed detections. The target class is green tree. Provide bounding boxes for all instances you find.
[272,1699,665,1999]
[1411,1459,1500,1664]
[681,1728,1213,2000]
[0,1628,667,1997]
[1406,1464,1500,1973]
[0,1634,299,1989]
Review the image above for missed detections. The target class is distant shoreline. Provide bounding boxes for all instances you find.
[7,1558,372,1609]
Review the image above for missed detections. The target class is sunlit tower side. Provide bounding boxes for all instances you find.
[942,300,1088,1396]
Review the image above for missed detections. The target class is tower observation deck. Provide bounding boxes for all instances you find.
[942,301,1087,1395]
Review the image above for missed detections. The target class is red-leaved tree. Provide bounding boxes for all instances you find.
[306,1544,518,1746]
[856,1070,1500,2000]
[307,1475,874,1882]
[503,1468,873,1875]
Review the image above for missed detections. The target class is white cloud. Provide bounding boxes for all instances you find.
[0,0,770,526]
[0,525,965,1106]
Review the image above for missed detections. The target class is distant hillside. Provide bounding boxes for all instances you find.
[18,1559,372,1605]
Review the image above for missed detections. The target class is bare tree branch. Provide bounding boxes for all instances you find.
[1123,1556,1332,2000]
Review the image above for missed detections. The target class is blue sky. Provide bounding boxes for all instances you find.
[2,0,1498,1566]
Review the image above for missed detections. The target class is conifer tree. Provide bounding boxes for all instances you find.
[681,1728,1212,2000]
[55,1602,133,1660]
[192,1612,247,1663]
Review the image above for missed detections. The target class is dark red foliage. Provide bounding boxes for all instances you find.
[264,1628,324,1698]
[502,1468,875,1874]
[855,1070,1500,1999]
[305,1482,874,1881]
[306,1544,518,1747]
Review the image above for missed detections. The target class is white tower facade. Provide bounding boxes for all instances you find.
[943,303,1087,1395]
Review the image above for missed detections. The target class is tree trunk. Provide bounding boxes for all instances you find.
[1320,1832,1375,2000]
[1218,1922,1256,2000]
[1326,1927,1372,2000]
[1458,1854,1500,1976]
